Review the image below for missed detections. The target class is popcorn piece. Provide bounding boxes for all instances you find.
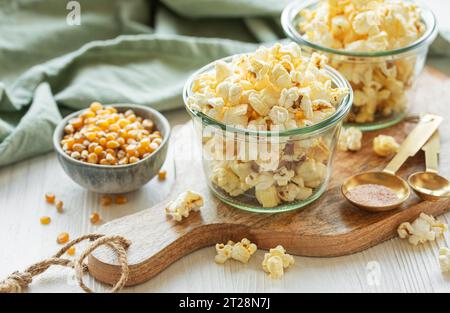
[439,248,450,273]
[223,104,248,126]
[215,242,234,264]
[269,106,289,125]
[262,245,295,279]
[255,185,281,208]
[246,172,275,191]
[165,191,204,222]
[397,213,448,246]
[273,167,295,186]
[211,163,251,197]
[296,158,327,188]
[373,135,400,157]
[215,60,232,83]
[215,238,257,264]
[279,87,300,108]
[277,183,300,202]
[296,186,313,201]
[338,127,363,152]
[231,238,258,263]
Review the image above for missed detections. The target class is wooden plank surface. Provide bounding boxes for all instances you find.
[1,68,450,292]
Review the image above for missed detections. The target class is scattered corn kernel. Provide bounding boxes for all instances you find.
[158,170,167,181]
[67,246,76,256]
[45,193,55,204]
[40,216,51,225]
[61,102,163,166]
[90,212,100,224]
[57,232,70,244]
[100,195,113,206]
[115,195,128,205]
[56,200,64,213]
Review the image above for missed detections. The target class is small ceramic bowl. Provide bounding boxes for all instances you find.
[53,104,171,194]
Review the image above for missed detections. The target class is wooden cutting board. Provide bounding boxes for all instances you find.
[88,67,450,286]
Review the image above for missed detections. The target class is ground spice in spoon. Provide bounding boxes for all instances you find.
[345,184,400,207]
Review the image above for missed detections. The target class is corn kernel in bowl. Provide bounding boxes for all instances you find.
[60,102,163,166]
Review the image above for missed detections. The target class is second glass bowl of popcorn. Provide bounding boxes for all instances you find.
[183,44,353,213]
[281,0,438,131]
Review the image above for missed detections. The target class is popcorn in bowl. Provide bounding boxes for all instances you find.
[282,0,438,129]
[185,43,352,211]
[299,0,425,53]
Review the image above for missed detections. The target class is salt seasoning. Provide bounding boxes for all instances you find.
[345,184,400,207]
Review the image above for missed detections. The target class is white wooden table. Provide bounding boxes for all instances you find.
[1,107,450,293]
[1,0,450,294]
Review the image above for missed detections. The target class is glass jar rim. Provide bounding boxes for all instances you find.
[183,53,353,137]
[281,0,439,58]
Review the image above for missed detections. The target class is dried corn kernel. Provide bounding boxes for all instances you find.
[100,195,112,206]
[115,195,128,205]
[56,200,64,213]
[57,232,69,244]
[45,193,55,204]
[72,143,84,152]
[87,153,98,164]
[90,212,100,224]
[67,246,76,256]
[158,170,167,181]
[40,216,51,225]
[90,102,103,112]
[129,156,139,164]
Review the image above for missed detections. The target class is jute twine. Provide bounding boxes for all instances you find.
[0,234,131,293]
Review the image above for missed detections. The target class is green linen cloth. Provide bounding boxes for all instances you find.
[0,0,448,166]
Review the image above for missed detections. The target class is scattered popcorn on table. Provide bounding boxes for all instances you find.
[299,0,426,124]
[373,135,400,157]
[165,191,204,222]
[215,238,257,264]
[262,245,295,279]
[338,127,363,152]
[397,213,448,246]
[231,238,258,263]
[188,43,349,208]
[439,247,450,273]
[215,241,234,264]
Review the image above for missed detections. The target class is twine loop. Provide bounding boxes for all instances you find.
[0,234,131,293]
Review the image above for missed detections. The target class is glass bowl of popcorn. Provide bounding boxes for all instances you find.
[183,43,353,213]
[281,0,438,131]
